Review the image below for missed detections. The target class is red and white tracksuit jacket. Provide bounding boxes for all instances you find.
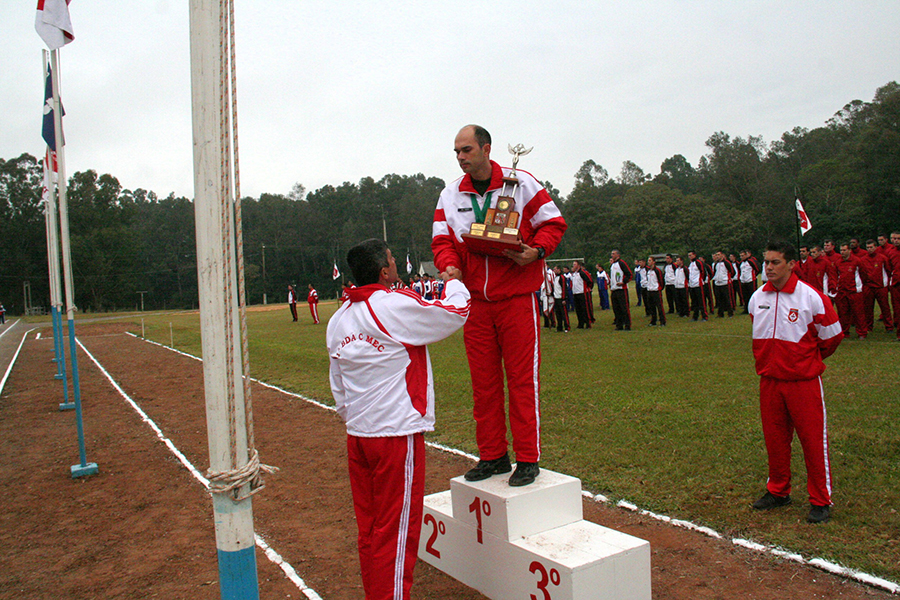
[431,160,566,464]
[835,254,867,336]
[748,274,843,506]
[327,280,470,600]
[307,288,319,323]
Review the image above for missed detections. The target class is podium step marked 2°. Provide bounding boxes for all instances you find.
[418,468,651,600]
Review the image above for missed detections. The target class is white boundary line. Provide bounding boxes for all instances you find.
[76,337,323,600]
[0,326,38,397]
[0,319,22,341]
[125,332,900,595]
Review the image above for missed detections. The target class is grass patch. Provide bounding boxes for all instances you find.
[130,299,899,582]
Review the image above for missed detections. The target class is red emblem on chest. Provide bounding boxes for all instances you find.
[788,308,799,323]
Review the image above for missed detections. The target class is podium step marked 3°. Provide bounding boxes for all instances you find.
[418,468,651,600]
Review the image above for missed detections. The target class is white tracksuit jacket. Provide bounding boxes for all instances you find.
[327,279,471,437]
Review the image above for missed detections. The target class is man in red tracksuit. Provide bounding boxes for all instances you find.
[861,240,894,333]
[748,241,843,524]
[835,243,868,339]
[891,232,900,341]
[803,246,833,295]
[307,284,320,324]
[432,124,567,487]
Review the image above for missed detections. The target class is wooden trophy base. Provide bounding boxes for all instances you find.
[462,230,521,257]
[462,192,522,257]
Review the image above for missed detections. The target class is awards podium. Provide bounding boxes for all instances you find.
[418,468,651,600]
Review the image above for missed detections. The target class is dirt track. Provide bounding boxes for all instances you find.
[0,321,893,599]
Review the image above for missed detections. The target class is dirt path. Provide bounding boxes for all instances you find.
[0,322,892,599]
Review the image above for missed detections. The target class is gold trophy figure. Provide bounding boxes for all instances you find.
[462,144,533,257]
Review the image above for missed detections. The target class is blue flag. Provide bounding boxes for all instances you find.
[42,65,64,151]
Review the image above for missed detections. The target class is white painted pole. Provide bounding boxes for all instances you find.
[42,51,67,386]
[189,1,259,598]
[51,49,96,477]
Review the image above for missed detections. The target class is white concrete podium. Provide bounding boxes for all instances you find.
[418,468,651,600]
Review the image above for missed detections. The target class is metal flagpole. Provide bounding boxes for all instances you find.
[189,0,260,596]
[50,49,97,478]
[42,51,67,386]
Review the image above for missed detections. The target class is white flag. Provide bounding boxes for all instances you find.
[332,262,341,280]
[35,0,75,50]
[795,198,812,236]
[406,254,412,274]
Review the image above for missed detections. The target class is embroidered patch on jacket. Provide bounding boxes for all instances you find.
[788,308,799,323]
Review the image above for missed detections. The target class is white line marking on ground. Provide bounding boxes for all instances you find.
[76,337,323,599]
[127,332,900,595]
[0,327,37,397]
[0,319,22,341]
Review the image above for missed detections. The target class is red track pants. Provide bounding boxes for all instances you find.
[759,376,832,507]
[835,291,867,337]
[309,301,319,324]
[464,294,541,463]
[347,433,425,600]
[864,286,893,331]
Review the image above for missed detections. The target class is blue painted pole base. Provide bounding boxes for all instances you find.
[59,402,75,411]
[217,546,260,600]
[70,462,98,478]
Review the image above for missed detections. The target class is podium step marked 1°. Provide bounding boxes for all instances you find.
[418,468,651,600]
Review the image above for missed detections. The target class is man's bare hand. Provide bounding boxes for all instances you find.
[441,266,463,281]
[504,243,540,266]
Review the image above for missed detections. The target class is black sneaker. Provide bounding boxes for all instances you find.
[751,491,791,510]
[464,453,512,481]
[807,504,831,524]
[508,461,540,487]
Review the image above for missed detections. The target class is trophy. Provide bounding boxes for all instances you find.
[461,144,533,257]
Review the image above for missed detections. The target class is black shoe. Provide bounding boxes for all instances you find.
[751,491,791,510]
[464,454,512,481]
[807,504,831,524]
[508,461,540,487]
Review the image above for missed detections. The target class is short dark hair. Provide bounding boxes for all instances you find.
[347,238,390,286]
[468,124,491,147]
[866,239,877,247]
[765,241,796,262]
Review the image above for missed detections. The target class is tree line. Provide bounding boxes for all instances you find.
[1,82,897,314]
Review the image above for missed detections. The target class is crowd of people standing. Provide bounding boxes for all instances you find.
[537,231,900,341]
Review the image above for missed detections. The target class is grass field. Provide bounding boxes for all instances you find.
[67,296,900,583]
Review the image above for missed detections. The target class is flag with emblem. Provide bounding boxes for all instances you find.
[795,198,811,236]
[332,262,340,280]
[42,64,65,152]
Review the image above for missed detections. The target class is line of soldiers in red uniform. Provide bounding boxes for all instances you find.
[535,231,900,338]
[791,234,900,340]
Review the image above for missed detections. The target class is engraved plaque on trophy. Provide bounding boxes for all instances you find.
[462,144,533,257]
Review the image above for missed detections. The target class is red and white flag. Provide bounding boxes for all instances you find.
[332,262,341,280]
[406,254,412,274]
[35,0,75,50]
[795,198,812,236]
[42,149,53,208]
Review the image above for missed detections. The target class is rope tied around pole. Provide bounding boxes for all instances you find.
[207,448,279,499]
[205,0,277,502]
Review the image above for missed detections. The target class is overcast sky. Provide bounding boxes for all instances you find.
[3,1,898,200]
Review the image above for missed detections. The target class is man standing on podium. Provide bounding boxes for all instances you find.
[432,125,567,486]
